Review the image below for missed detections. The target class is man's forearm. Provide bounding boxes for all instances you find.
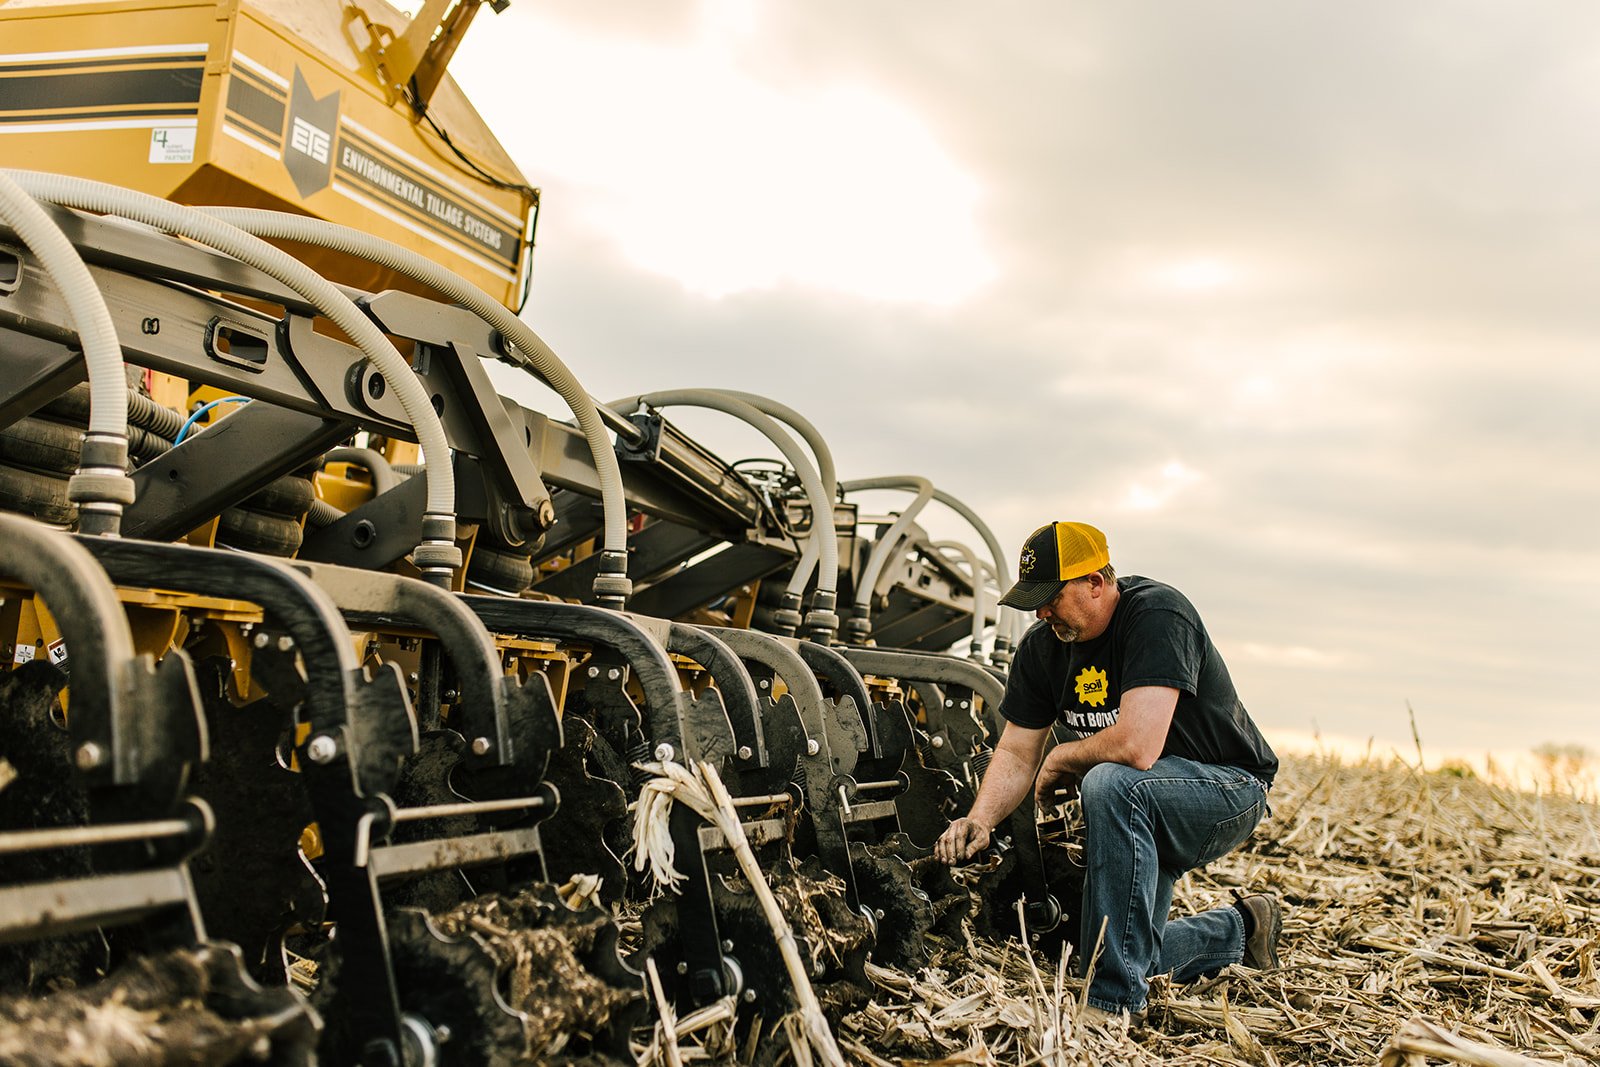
[1046,687,1181,775]
[936,723,1051,864]
[1050,728,1143,776]
[966,743,1041,830]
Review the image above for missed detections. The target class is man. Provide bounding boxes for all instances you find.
[934,521,1281,1024]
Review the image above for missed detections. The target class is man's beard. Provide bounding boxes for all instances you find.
[1049,622,1080,643]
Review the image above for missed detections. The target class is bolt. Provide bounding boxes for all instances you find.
[722,939,733,952]
[408,672,419,683]
[945,698,954,707]
[277,635,294,652]
[759,678,770,689]
[653,743,675,763]
[75,742,105,771]
[743,988,757,1003]
[959,699,970,710]
[875,908,885,920]
[471,737,491,756]
[607,668,620,681]
[253,631,270,649]
[435,1025,452,1044]
[931,735,945,749]
[806,739,820,756]
[676,962,689,976]
[443,690,459,702]
[587,666,600,678]
[537,499,556,527]
[737,745,753,760]
[305,735,338,764]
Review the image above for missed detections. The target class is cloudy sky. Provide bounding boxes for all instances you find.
[451,1,1599,762]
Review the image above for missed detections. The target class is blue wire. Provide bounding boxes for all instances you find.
[173,396,251,445]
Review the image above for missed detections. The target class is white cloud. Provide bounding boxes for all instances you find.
[1233,643,1350,670]
[1152,258,1238,292]
[1121,460,1202,511]
[459,5,995,304]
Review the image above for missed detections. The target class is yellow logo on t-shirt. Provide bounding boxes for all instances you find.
[1075,666,1109,707]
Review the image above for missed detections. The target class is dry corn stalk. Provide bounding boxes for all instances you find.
[633,759,848,1067]
[1380,1017,1566,1067]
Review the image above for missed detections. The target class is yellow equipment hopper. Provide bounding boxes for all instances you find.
[0,0,536,309]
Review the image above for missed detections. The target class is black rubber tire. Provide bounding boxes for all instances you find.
[466,544,535,592]
[38,382,93,424]
[217,507,303,556]
[0,404,170,470]
[240,474,315,519]
[0,464,74,525]
[0,417,83,476]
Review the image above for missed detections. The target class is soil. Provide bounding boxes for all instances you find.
[428,886,642,1064]
[0,948,314,1067]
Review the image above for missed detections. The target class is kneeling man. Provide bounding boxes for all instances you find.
[935,521,1282,1022]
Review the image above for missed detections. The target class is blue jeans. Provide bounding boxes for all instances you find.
[1078,756,1268,1014]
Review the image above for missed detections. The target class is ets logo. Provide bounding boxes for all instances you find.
[290,117,330,164]
[284,68,340,198]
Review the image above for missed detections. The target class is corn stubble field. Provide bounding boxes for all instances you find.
[819,750,1600,1067]
[3,747,1595,1064]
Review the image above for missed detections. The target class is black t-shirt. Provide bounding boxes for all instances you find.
[999,575,1278,785]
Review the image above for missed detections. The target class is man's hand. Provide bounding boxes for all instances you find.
[934,816,991,865]
[1035,748,1080,808]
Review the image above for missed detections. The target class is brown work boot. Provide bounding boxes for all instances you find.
[1235,893,1282,969]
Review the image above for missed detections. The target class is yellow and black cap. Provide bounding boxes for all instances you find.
[997,521,1111,611]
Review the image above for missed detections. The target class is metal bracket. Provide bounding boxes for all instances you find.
[292,560,534,770]
[0,516,204,791]
[359,291,555,544]
[666,623,767,770]
[617,410,663,463]
[125,403,352,542]
[460,597,688,757]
